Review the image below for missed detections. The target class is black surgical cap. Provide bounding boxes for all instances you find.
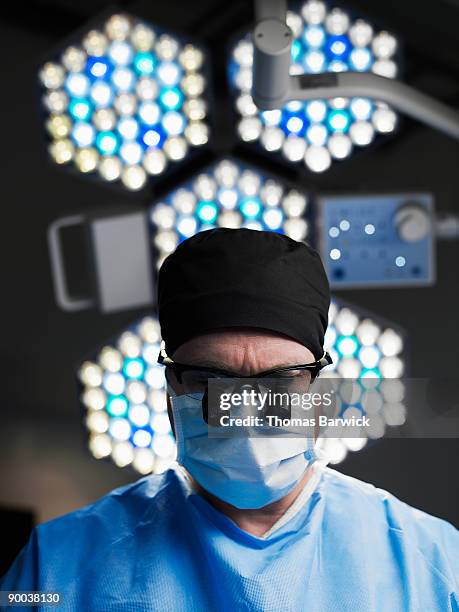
[157,228,330,359]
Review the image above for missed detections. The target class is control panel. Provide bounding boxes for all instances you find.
[317,193,435,288]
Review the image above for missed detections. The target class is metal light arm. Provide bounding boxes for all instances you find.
[252,0,459,140]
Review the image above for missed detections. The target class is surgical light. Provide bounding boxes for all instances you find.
[78,316,176,474]
[229,1,400,172]
[150,159,311,265]
[318,299,406,464]
[40,12,209,191]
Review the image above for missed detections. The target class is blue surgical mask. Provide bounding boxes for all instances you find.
[169,390,322,509]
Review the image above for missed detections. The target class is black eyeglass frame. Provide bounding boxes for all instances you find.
[157,343,333,383]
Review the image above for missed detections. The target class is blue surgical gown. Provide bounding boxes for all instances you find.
[1,467,458,611]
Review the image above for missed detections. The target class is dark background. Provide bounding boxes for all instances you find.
[1,0,458,570]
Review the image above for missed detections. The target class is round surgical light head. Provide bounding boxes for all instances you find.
[78,316,176,474]
[150,159,310,262]
[40,12,209,191]
[229,2,400,172]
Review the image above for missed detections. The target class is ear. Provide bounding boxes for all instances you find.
[166,394,176,438]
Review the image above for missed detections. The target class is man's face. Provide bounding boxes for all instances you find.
[167,328,315,395]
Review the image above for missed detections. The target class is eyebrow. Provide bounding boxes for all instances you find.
[181,359,311,373]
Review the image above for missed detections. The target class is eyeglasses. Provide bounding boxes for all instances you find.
[158,342,333,395]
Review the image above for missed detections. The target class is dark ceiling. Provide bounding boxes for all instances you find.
[1,0,458,526]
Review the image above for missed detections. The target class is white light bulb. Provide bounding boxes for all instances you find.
[335,308,359,334]
[218,210,242,228]
[237,94,257,117]
[90,81,113,107]
[284,218,308,241]
[286,11,303,37]
[282,191,307,216]
[233,40,253,67]
[301,1,327,25]
[158,61,181,87]
[306,100,327,122]
[61,46,86,72]
[372,31,397,59]
[172,189,196,213]
[121,165,147,190]
[40,62,65,89]
[263,208,283,230]
[105,14,131,41]
[155,34,179,61]
[349,121,374,146]
[378,329,403,357]
[306,123,328,146]
[350,97,372,120]
[89,433,112,458]
[154,230,179,254]
[282,135,307,162]
[218,188,238,210]
[303,50,325,73]
[325,9,350,35]
[359,346,380,369]
[109,418,131,442]
[372,107,397,133]
[177,215,198,237]
[108,40,134,65]
[133,429,152,448]
[234,67,252,92]
[74,148,99,173]
[136,77,158,101]
[261,109,282,126]
[182,73,205,98]
[350,48,372,71]
[328,133,352,159]
[66,73,90,98]
[93,108,116,131]
[131,24,155,51]
[111,442,134,467]
[357,320,380,346]
[184,122,208,146]
[83,30,108,56]
[99,157,122,182]
[103,372,125,395]
[111,67,135,92]
[120,141,142,165]
[349,20,373,47]
[260,181,283,207]
[372,59,397,79]
[164,136,187,160]
[126,380,147,404]
[261,126,285,151]
[183,98,207,121]
[179,45,204,71]
[194,175,217,200]
[215,160,239,188]
[162,111,185,136]
[143,148,167,175]
[238,171,261,196]
[304,145,331,172]
[303,25,326,48]
[379,356,404,378]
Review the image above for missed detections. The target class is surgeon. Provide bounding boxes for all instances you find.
[1,228,458,611]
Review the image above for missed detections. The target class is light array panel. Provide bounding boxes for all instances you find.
[318,299,406,463]
[150,158,311,266]
[40,13,209,191]
[78,316,175,474]
[78,299,405,473]
[229,0,399,172]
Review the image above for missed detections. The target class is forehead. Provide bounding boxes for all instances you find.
[172,328,315,370]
